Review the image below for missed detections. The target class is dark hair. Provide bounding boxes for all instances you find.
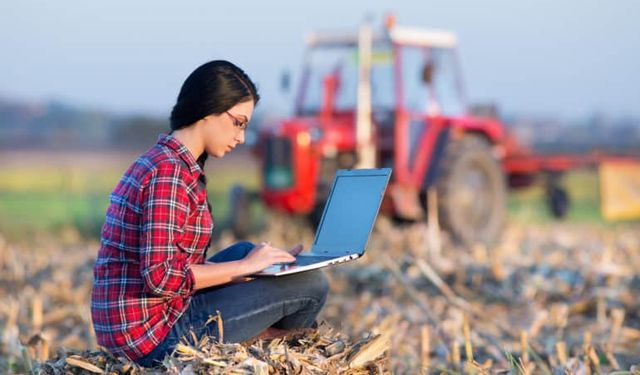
[170,60,259,130]
[170,60,259,164]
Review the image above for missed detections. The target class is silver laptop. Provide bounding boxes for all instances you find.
[254,168,391,277]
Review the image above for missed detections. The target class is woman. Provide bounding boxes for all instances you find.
[91,60,329,367]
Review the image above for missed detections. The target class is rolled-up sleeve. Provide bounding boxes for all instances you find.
[139,162,195,298]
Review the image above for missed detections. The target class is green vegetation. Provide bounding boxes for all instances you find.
[0,158,260,242]
[0,157,619,243]
[508,169,603,223]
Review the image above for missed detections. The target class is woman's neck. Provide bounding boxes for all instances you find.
[172,126,204,161]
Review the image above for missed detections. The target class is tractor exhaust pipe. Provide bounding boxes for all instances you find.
[355,21,376,169]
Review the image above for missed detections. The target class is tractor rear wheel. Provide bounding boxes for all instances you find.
[437,134,506,246]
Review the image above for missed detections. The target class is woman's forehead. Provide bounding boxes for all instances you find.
[229,101,254,120]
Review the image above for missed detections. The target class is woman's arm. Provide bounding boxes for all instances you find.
[139,163,196,298]
[190,242,301,290]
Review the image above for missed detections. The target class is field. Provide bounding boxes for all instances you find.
[0,150,261,242]
[1,150,639,373]
[0,149,607,243]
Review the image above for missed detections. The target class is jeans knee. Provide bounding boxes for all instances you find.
[209,241,255,262]
[304,270,330,305]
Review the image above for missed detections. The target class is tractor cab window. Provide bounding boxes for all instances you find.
[430,48,465,116]
[370,48,395,111]
[296,45,395,117]
[398,45,465,117]
[399,45,430,115]
[297,47,358,116]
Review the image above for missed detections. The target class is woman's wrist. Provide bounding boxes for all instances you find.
[235,258,254,277]
[204,259,250,276]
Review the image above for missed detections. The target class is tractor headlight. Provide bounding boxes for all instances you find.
[296,128,323,147]
[296,132,311,147]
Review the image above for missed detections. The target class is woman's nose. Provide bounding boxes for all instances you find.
[235,130,245,144]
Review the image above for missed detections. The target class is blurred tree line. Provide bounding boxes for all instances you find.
[0,98,169,150]
[0,97,638,153]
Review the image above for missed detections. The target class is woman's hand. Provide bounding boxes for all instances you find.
[192,242,304,289]
[239,242,297,275]
[288,244,303,256]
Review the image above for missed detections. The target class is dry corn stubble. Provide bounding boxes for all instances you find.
[1,218,640,373]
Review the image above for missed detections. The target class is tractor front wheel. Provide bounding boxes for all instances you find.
[437,134,507,246]
[545,174,570,219]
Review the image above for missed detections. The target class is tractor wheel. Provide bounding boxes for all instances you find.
[437,134,507,246]
[229,184,251,238]
[545,177,570,219]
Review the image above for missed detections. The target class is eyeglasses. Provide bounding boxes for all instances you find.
[225,111,248,130]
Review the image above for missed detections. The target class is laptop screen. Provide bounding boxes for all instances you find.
[312,169,390,255]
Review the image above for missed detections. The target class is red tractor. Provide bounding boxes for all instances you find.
[230,18,632,245]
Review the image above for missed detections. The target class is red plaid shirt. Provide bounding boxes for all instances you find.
[91,134,213,360]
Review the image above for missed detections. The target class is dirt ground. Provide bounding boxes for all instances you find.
[1,217,639,373]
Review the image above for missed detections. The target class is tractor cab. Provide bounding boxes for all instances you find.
[296,25,470,164]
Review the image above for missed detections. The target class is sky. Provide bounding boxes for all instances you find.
[1,0,639,120]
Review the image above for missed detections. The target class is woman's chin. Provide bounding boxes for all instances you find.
[205,149,225,158]
[206,146,233,158]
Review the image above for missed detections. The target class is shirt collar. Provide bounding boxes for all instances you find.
[157,133,204,178]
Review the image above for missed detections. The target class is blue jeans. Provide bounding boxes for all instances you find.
[136,241,329,367]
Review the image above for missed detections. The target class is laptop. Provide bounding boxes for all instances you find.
[254,168,392,277]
